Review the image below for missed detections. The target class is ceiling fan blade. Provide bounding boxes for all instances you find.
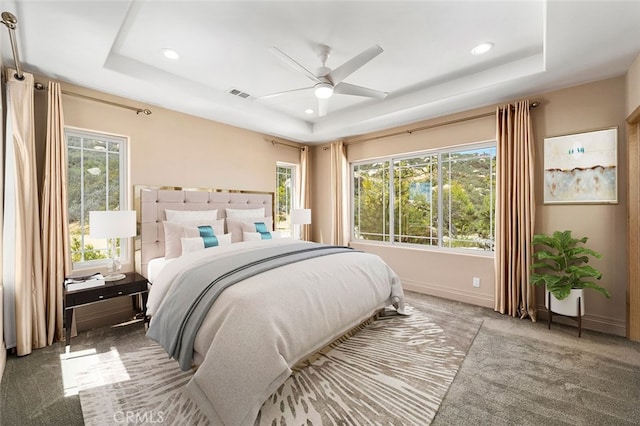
[318,97,329,117]
[334,82,388,99]
[259,86,313,99]
[324,44,383,85]
[269,47,321,84]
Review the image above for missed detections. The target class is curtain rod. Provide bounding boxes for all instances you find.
[1,11,24,80]
[34,82,152,115]
[346,101,540,146]
[267,138,306,151]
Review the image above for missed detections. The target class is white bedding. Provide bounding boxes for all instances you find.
[146,257,173,284]
[147,239,296,315]
[147,239,406,426]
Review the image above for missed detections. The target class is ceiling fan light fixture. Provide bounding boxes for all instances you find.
[314,82,334,99]
[471,42,494,55]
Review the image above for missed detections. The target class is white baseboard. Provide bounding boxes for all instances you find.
[402,278,494,309]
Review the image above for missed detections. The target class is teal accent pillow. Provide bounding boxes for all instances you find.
[253,222,272,240]
[198,225,219,247]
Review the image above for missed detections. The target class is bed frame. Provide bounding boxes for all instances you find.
[135,185,274,278]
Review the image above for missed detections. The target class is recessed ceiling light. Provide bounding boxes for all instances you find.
[471,42,494,56]
[304,109,314,114]
[161,48,180,60]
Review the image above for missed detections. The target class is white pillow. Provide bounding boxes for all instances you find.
[242,231,282,241]
[181,233,232,254]
[165,209,218,223]
[225,207,265,219]
[226,217,273,243]
[241,220,272,233]
[163,219,225,259]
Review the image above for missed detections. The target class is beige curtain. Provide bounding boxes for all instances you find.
[494,100,536,320]
[330,141,349,246]
[3,70,47,355]
[41,81,71,344]
[298,146,311,241]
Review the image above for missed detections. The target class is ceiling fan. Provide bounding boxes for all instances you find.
[262,44,388,117]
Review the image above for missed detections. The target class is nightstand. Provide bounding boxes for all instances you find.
[64,271,149,347]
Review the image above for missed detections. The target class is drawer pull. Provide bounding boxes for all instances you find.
[98,295,104,299]
[118,291,123,295]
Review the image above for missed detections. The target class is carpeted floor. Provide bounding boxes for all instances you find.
[2,291,640,425]
[407,295,640,426]
[77,305,480,425]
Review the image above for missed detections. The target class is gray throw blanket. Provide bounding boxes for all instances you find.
[146,242,355,370]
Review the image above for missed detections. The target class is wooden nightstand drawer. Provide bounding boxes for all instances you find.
[65,280,147,307]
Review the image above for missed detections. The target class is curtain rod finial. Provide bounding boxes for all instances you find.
[1,11,17,29]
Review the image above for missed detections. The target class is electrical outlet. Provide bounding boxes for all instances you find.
[472,277,480,288]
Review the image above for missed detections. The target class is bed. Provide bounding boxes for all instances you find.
[138,187,406,426]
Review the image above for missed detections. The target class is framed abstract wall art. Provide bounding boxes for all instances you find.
[543,127,618,204]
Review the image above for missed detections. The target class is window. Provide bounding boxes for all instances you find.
[353,161,390,242]
[352,142,496,252]
[67,129,128,269]
[275,163,297,237]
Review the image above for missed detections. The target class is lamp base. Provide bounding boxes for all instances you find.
[105,273,126,282]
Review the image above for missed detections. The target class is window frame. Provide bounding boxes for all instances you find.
[275,162,298,238]
[351,140,496,255]
[66,127,130,270]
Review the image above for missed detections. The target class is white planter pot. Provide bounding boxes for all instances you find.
[545,288,585,317]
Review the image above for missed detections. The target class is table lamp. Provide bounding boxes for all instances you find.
[89,210,136,281]
[290,208,311,240]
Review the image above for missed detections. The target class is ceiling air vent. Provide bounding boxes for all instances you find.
[227,88,254,100]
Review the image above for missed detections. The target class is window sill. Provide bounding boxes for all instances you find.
[70,260,135,275]
[350,239,495,258]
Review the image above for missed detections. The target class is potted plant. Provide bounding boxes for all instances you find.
[530,230,610,320]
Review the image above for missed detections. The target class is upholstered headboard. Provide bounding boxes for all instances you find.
[136,186,274,278]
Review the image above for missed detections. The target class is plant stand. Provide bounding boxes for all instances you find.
[547,290,583,337]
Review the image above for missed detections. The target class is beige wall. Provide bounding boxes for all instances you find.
[312,76,629,336]
[50,83,301,194]
[627,53,640,116]
[33,78,301,330]
[534,77,627,336]
[0,58,5,381]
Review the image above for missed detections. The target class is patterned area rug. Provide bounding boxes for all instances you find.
[78,306,481,425]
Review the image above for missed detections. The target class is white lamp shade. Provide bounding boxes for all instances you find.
[89,210,136,239]
[290,209,311,225]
